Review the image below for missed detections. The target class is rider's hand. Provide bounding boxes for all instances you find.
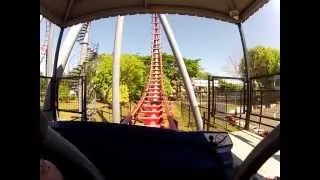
[40,159,63,180]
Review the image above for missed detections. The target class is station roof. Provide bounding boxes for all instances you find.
[40,0,269,27]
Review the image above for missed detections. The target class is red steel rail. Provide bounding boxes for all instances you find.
[124,14,177,129]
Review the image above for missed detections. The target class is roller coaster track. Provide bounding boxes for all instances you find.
[123,14,177,130]
[40,20,51,64]
[68,23,99,76]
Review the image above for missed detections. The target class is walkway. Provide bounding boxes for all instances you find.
[230,130,280,179]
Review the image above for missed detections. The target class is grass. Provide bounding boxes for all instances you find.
[209,116,241,132]
[172,101,241,132]
[58,101,135,122]
[172,101,197,131]
[226,104,238,112]
[57,100,241,132]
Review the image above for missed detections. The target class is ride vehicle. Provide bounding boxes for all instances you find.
[40,0,280,179]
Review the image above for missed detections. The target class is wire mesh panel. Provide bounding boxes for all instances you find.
[40,76,51,110]
[57,76,85,121]
[250,74,280,134]
[179,95,198,131]
[172,73,280,136]
[211,76,246,129]
[179,76,245,131]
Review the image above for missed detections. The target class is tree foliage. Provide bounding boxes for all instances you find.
[86,52,209,103]
[92,53,147,103]
[239,46,280,77]
[58,82,71,101]
[162,52,205,97]
[163,75,173,95]
[218,80,243,91]
[197,70,210,80]
[239,46,280,88]
[40,72,49,93]
[107,84,129,104]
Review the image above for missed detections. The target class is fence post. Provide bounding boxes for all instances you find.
[202,112,206,131]
[225,91,228,113]
[82,76,87,121]
[199,91,202,108]
[211,77,215,117]
[207,75,211,131]
[242,81,246,113]
[55,78,59,113]
[79,73,83,115]
[212,77,216,126]
[240,90,242,119]
[188,103,191,128]
[180,100,183,116]
[238,23,252,130]
[259,90,263,129]
[225,91,228,130]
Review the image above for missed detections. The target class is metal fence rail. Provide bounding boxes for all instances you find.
[56,76,86,121]
[41,72,280,136]
[249,73,280,133]
[180,73,280,136]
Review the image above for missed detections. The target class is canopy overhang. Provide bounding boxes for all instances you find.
[40,0,269,27]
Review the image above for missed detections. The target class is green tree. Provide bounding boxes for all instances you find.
[218,80,243,91]
[163,75,173,95]
[120,54,147,100]
[107,84,129,104]
[197,70,210,80]
[162,53,206,97]
[184,58,202,77]
[239,46,280,88]
[92,53,147,103]
[58,82,71,102]
[90,52,208,102]
[40,72,49,93]
[239,46,280,76]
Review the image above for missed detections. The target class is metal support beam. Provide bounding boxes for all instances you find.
[159,14,203,130]
[43,28,65,121]
[237,23,251,130]
[43,24,83,121]
[56,24,84,77]
[207,75,211,131]
[112,16,124,123]
[46,23,54,77]
[79,29,89,119]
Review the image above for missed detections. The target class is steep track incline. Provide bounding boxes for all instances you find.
[123,14,176,129]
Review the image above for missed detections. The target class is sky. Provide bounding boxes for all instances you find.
[40,0,280,76]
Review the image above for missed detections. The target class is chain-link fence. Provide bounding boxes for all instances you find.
[56,76,86,121]
[41,74,137,122]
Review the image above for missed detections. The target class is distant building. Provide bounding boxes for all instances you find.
[191,78,219,92]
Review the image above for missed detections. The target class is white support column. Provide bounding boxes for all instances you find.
[56,23,83,77]
[112,16,124,123]
[46,23,54,77]
[159,14,203,130]
[40,15,43,22]
[43,24,83,119]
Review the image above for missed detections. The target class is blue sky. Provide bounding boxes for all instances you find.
[40,0,280,76]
